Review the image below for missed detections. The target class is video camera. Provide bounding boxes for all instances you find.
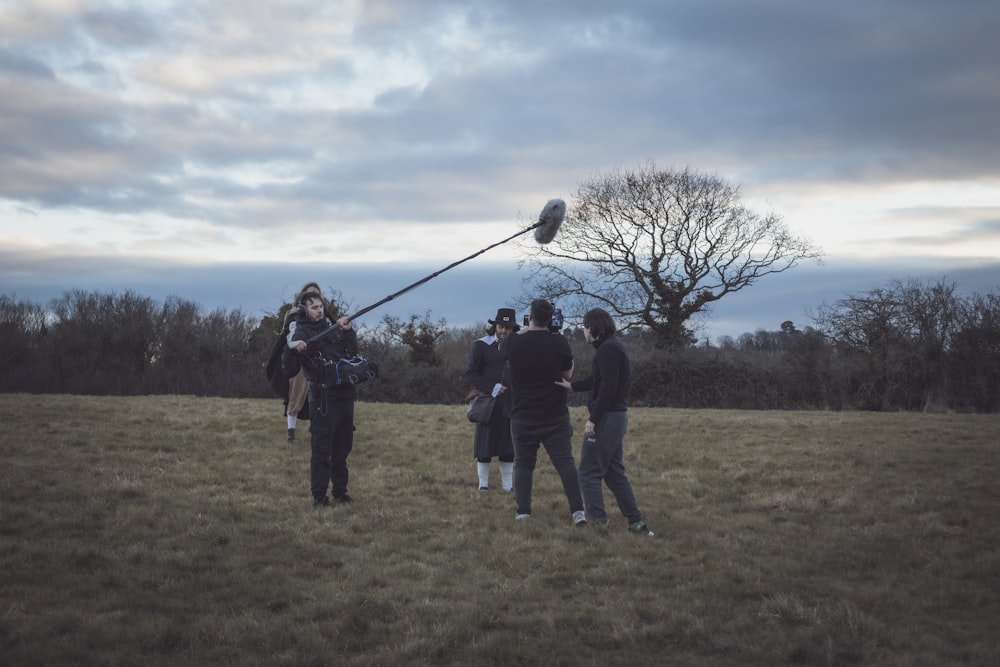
[550,308,564,332]
[523,307,564,333]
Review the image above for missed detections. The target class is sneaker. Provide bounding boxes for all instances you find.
[628,520,654,536]
[287,428,296,443]
[335,494,353,505]
[572,510,588,527]
[313,497,330,509]
[479,486,489,492]
[515,513,531,521]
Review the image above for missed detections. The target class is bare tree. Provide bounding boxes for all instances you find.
[952,291,1000,411]
[0,295,47,391]
[381,312,448,366]
[521,163,821,348]
[814,286,907,410]
[814,279,966,411]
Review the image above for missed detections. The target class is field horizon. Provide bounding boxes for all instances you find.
[1,394,998,666]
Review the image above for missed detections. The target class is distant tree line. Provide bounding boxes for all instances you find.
[1,278,997,412]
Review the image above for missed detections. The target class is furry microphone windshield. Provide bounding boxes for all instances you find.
[533,198,565,244]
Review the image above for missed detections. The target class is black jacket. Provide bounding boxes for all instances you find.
[281,316,360,400]
[571,334,630,426]
[265,305,332,400]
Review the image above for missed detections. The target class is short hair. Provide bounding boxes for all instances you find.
[299,291,323,307]
[295,282,322,306]
[582,308,616,339]
[529,299,554,327]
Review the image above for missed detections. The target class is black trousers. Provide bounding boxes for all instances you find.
[309,393,354,501]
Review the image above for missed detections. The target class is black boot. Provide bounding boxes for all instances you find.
[287,428,296,443]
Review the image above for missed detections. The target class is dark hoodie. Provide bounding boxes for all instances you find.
[570,334,630,426]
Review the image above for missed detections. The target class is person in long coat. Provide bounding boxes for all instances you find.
[265,281,330,443]
[464,307,519,491]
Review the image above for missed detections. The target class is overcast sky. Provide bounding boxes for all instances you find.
[2,1,998,340]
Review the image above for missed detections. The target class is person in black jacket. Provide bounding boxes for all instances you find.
[501,298,586,527]
[555,308,653,536]
[282,292,360,508]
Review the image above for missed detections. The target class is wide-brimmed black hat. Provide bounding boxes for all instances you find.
[488,308,520,329]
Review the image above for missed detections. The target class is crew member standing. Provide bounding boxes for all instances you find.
[282,292,359,508]
[501,298,586,527]
[556,307,653,536]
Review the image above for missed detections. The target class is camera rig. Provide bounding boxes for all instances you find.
[550,308,564,332]
[523,307,564,333]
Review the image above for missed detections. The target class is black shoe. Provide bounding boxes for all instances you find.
[313,497,330,509]
[287,428,296,443]
[628,520,654,536]
[479,486,489,492]
[335,494,353,505]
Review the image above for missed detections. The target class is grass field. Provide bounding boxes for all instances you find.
[1,394,998,666]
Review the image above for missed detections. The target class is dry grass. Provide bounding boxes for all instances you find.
[1,394,998,666]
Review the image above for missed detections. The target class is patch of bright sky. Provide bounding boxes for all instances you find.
[182,162,303,189]
[8,180,996,268]
[1,194,525,266]
[745,179,1000,259]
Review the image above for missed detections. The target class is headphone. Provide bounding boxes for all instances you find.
[295,291,317,317]
[296,289,326,317]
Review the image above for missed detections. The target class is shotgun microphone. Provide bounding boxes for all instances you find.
[533,198,565,244]
[302,199,568,336]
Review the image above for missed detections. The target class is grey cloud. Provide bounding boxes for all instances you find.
[869,206,1000,248]
[83,7,161,48]
[0,47,56,79]
[538,2,1000,182]
[975,217,1000,237]
[0,1,997,242]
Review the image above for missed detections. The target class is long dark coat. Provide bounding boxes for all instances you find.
[265,315,310,420]
[465,336,515,459]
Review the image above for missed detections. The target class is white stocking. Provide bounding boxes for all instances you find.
[499,461,513,491]
[477,461,491,489]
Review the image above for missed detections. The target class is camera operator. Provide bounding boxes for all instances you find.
[524,307,564,333]
[501,298,586,526]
